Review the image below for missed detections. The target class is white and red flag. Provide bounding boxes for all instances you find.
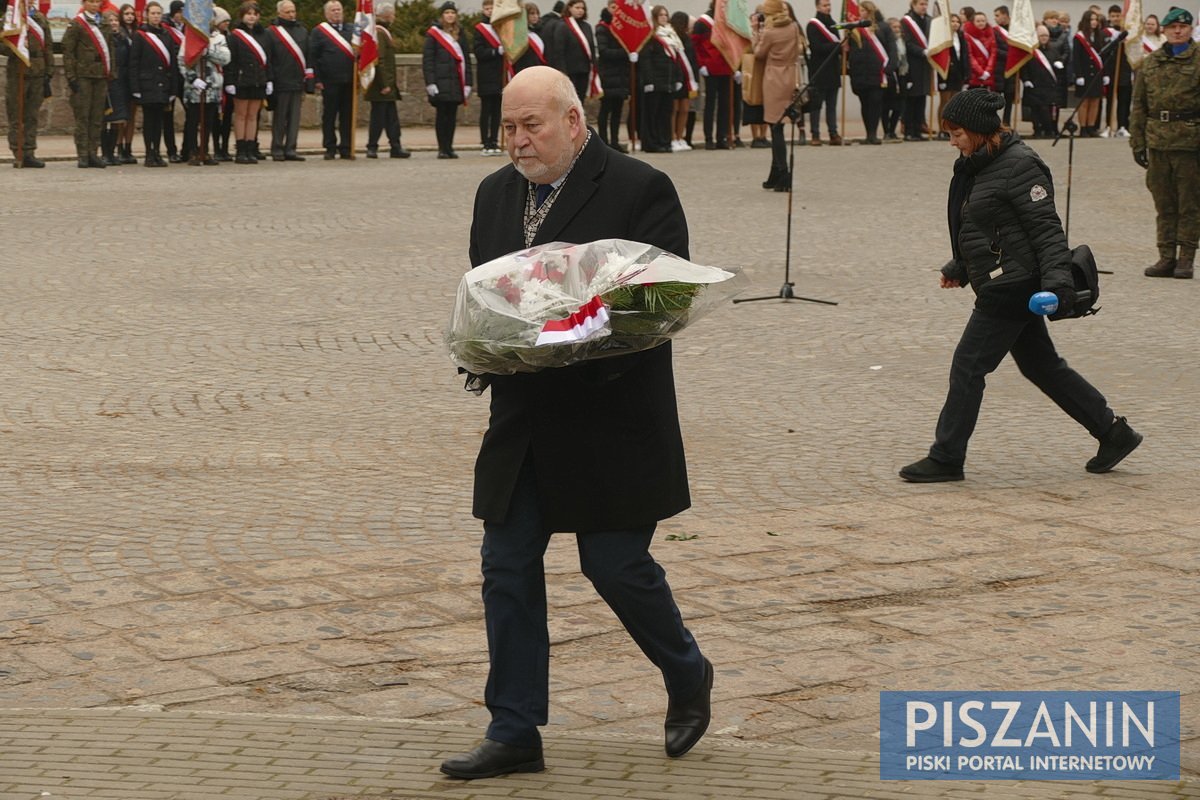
[712,0,750,71]
[927,1,953,78]
[491,0,528,60]
[353,0,378,89]
[1122,0,1145,67]
[181,0,212,67]
[2,0,30,66]
[1002,0,1036,77]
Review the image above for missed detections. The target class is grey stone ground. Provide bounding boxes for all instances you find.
[1,126,1197,799]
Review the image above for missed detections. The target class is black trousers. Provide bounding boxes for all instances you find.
[903,93,926,137]
[883,87,903,135]
[855,86,883,140]
[1028,103,1054,136]
[703,74,730,144]
[163,98,177,156]
[434,101,459,153]
[481,457,705,749]
[1114,85,1131,130]
[182,101,218,158]
[1001,84,1016,126]
[367,100,400,149]
[808,83,839,138]
[321,81,353,154]
[141,102,166,155]
[929,309,1114,466]
[639,90,671,151]
[271,89,303,157]
[597,95,625,144]
[569,72,589,104]
[478,93,501,149]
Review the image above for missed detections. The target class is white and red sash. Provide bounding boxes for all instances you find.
[565,17,602,96]
[675,45,697,93]
[475,20,501,49]
[231,28,267,68]
[138,28,170,68]
[27,16,45,50]
[994,24,1009,43]
[864,28,888,85]
[1075,31,1103,70]
[1033,47,1056,80]
[808,17,839,43]
[316,21,355,61]
[165,23,183,46]
[902,14,928,49]
[428,25,467,103]
[76,13,112,76]
[967,28,990,60]
[698,13,714,28]
[271,23,311,78]
[1142,37,1156,54]
[527,30,546,62]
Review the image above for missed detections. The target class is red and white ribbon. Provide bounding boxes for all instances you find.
[536,296,611,345]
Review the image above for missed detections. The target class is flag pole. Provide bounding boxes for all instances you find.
[727,76,734,148]
[16,61,26,165]
[1107,51,1119,133]
[350,40,360,158]
[629,61,638,149]
[838,46,846,144]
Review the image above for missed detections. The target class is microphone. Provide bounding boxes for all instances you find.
[1100,29,1129,55]
[832,19,872,29]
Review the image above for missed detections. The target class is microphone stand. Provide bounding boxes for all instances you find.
[734,24,858,307]
[1051,32,1126,246]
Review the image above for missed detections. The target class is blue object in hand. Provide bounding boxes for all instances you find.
[1029,291,1059,315]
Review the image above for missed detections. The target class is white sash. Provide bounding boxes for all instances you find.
[902,14,928,49]
[1075,31,1103,70]
[808,17,839,44]
[1033,46,1055,80]
[865,28,888,85]
[165,24,184,45]
[967,29,990,60]
[232,28,267,67]
[271,23,310,77]
[139,28,171,68]
[699,13,714,27]
[994,25,1009,42]
[475,20,501,48]
[566,17,602,96]
[27,16,45,49]
[428,26,466,101]
[76,13,112,76]
[317,21,355,60]
[676,43,697,92]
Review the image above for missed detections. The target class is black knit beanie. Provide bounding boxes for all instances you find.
[941,89,1006,134]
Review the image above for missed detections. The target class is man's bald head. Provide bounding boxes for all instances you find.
[502,67,587,184]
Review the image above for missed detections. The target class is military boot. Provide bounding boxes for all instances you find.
[1176,249,1195,279]
[1144,255,1176,278]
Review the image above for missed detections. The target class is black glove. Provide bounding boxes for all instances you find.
[1133,148,1149,169]
[68,79,80,94]
[1048,287,1077,321]
[43,76,52,98]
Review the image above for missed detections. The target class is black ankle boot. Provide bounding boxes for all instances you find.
[1086,417,1143,473]
[235,141,251,164]
[762,166,783,189]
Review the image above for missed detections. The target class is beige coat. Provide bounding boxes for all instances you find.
[753,20,802,124]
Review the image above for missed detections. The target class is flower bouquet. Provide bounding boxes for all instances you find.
[446,239,746,376]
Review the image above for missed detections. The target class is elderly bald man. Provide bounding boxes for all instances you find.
[440,66,712,781]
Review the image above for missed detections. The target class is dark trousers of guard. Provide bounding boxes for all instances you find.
[480,457,705,749]
[162,99,178,157]
[321,82,352,154]
[478,93,500,149]
[929,310,1114,466]
[597,95,624,145]
[808,83,839,139]
[271,90,303,157]
[367,100,400,150]
[182,101,218,159]
[141,102,166,157]
[855,87,883,141]
[903,94,926,138]
[639,91,670,152]
[1028,104,1054,137]
[434,101,458,154]
[703,74,730,144]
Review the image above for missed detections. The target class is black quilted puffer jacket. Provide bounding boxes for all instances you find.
[941,133,1075,319]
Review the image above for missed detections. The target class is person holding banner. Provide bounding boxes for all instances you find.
[178,12,230,165]
[63,0,116,168]
[900,0,932,140]
[309,0,355,159]
[693,3,733,148]
[935,12,968,139]
[1071,9,1106,137]
[5,0,52,167]
[963,11,995,91]
[474,0,506,155]
[225,1,271,164]
[265,0,311,161]
[1104,4,1131,136]
[594,3,630,152]
[669,10,697,150]
[423,1,472,158]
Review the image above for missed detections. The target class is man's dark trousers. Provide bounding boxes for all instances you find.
[929,310,1113,466]
[272,89,303,157]
[702,74,729,144]
[481,456,705,749]
[808,84,839,139]
[321,81,352,154]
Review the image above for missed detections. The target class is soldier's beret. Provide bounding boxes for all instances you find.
[1162,7,1193,26]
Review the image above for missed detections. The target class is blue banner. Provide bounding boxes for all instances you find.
[880,691,1181,780]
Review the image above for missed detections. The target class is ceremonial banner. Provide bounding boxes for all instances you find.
[1122,0,1145,67]
[609,0,651,54]
[1002,0,1035,77]
[491,0,528,60]
[181,0,212,67]
[2,0,30,66]
[712,0,749,71]
[927,1,952,78]
[353,0,377,88]
[725,0,751,39]
[841,0,860,23]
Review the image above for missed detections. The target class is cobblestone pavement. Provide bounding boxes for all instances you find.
[2,130,1197,799]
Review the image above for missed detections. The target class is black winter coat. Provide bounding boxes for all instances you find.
[806,13,842,91]
[938,31,968,90]
[226,22,271,89]
[639,37,678,93]
[941,134,1074,319]
[993,26,1009,92]
[422,26,473,104]
[555,17,596,78]
[1072,31,1105,98]
[473,19,506,96]
[595,21,630,97]
[902,10,931,95]
[265,19,309,92]
[309,21,355,85]
[1019,51,1058,106]
[129,24,176,104]
[538,12,565,69]
[847,26,890,92]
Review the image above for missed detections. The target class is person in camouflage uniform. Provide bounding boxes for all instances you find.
[62,0,117,168]
[5,6,52,167]
[1130,6,1200,279]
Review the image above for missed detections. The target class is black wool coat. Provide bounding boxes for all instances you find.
[423,26,473,104]
[595,21,630,97]
[467,132,691,531]
[555,17,597,78]
[473,18,506,96]
[806,13,842,91]
[309,21,355,85]
[902,10,932,95]
[266,18,309,92]
[129,24,176,104]
[227,22,272,89]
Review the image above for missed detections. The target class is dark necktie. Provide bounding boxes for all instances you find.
[535,183,553,208]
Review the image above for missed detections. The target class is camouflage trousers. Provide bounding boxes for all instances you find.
[69,77,107,158]
[1147,149,1200,258]
[5,66,44,157]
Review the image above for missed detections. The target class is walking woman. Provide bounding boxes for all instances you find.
[899,89,1142,483]
[753,0,802,190]
[846,0,891,144]
[225,1,271,163]
[1072,9,1106,136]
[113,4,139,163]
[129,0,176,167]
[423,1,473,158]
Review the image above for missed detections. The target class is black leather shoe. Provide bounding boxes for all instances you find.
[284,152,306,161]
[168,153,182,163]
[390,147,411,158]
[78,157,90,168]
[324,150,336,160]
[899,457,964,483]
[1086,416,1142,474]
[18,155,45,168]
[665,658,713,758]
[365,147,378,158]
[439,739,544,780]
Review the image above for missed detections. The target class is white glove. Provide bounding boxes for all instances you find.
[938,81,947,90]
[733,70,743,84]
[905,81,913,90]
[426,83,439,95]
[629,51,638,63]
[191,78,207,90]
[1075,77,1085,86]
[1102,75,1110,86]
[132,91,142,98]
[266,81,273,95]
[644,83,654,91]
[465,85,472,99]
[674,81,682,91]
[1023,80,1033,88]
[980,70,990,81]
[1053,60,1063,69]
[699,65,709,76]
[168,95,175,102]
[496,46,504,55]
[225,85,236,95]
